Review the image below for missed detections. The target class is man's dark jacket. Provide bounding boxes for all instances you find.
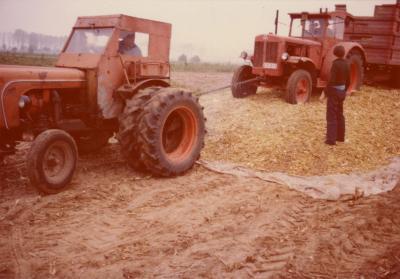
[328,58,350,91]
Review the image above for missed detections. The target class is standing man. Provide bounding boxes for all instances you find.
[325,45,350,145]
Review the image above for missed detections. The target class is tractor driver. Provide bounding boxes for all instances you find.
[119,33,142,56]
[311,20,322,36]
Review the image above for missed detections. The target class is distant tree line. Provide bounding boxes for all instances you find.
[177,54,201,64]
[0,29,67,54]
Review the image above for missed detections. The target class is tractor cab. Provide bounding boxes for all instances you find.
[288,6,352,42]
[56,14,172,119]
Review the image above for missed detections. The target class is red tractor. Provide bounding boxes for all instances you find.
[0,15,206,194]
[232,5,365,104]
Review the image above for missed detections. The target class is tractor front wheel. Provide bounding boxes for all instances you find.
[27,129,78,194]
[231,65,258,98]
[137,88,206,176]
[286,69,312,104]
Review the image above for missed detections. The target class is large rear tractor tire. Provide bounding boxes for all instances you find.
[138,88,206,176]
[286,69,312,104]
[347,51,364,94]
[74,131,112,154]
[391,67,400,88]
[117,87,162,170]
[231,65,258,98]
[27,129,78,194]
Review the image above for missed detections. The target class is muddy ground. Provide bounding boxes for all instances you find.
[1,72,400,278]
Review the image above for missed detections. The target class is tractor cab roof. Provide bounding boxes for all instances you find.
[56,14,171,69]
[289,5,352,21]
[73,14,171,37]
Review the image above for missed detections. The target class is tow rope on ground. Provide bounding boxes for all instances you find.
[194,77,261,97]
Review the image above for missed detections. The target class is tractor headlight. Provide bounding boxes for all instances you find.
[281,52,289,61]
[18,95,31,110]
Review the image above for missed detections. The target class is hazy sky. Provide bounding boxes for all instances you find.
[0,0,395,62]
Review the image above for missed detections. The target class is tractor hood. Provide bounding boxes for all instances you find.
[0,64,85,81]
[0,65,86,129]
[256,33,321,47]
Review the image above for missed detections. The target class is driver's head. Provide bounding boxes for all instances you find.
[122,33,135,48]
[333,45,345,58]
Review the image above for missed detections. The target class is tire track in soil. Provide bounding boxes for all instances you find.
[2,148,400,278]
[280,183,400,278]
[143,179,315,278]
[10,226,31,279]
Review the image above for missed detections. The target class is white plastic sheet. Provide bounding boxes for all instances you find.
[198,157,400,201]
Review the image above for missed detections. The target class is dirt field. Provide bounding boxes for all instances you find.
[1,72,400,278]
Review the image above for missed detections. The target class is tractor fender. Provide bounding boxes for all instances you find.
[286,56,316,66]
[132,79,170,92]
[117,79,170,100]
[320,42,366,82]
[286,56,318,83]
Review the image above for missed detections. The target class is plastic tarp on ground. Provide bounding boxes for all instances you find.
[198,157,400,201]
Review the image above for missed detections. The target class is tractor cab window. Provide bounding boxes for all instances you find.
[290,18,325,38]
[65,28,113,54]
[303,18,325,38]
[290,18,303,37]
[118,31,149,57]
[327,17,345,39]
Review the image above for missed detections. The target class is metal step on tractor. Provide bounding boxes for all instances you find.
[232,5,366,104]
[0,14,206,194]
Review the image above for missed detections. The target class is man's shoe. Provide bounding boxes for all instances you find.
[325,140,336,145]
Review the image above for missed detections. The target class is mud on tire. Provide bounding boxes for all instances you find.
[117,87,163,170]
[137,88,206,176]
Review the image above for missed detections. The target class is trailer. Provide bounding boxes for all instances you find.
[343,1,400,86]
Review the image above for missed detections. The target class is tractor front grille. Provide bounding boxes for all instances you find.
[253,41,278,67]
[265,42,278,63]
[253,41,264,67]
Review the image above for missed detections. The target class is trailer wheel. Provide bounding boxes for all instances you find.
[347,52,364,93]
[117,87,161,170]
[286,69,312,104]
[74,131,112,154]
[137,89,206,176]
[231,65,258,98]
[27,129,77,194]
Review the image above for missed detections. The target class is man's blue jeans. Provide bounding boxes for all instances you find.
[326,86,346,144]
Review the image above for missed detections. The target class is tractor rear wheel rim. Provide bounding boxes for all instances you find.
[162,106,197,162]
[43,141,74,185]
[296,78,309,103]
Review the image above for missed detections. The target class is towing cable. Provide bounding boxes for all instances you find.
[194,77,261,97]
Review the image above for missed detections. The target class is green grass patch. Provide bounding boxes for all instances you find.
[0,52,57,66]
